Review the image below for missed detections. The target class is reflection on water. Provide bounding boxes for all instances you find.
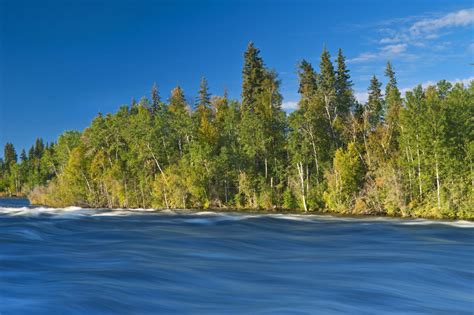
[0,198,473,314]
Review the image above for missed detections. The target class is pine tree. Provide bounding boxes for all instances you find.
[384,62,402,153]
[335,48,354,119]
[196,77,211,115]
[34,138,44,158]
[297,60,318,107]
[4,143,17,169]
[168,86,188,113]
[241,42,265,112]
[20,149,28,162]
[28,146,35,161]
[318,47,338,146]
[130,98,138,114]
[151,83,162,113]
[385,62,397,94]
[239,42,286,208]
[318,47,336,119]
[366,75,383,129]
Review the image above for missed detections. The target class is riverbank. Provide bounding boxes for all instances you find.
[2,197,473,228]
[0,192,26,198]
[24,196,472,221]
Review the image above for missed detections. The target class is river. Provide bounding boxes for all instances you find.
[0,198,473,314]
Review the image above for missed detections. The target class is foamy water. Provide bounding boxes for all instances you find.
[1,204,472,228]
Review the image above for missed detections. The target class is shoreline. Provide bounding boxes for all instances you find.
[3,196,469,222]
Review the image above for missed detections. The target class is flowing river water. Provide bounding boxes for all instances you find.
[0,198,473,314]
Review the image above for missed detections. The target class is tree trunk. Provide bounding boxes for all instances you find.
[405,147,413,200]
[308,134,320,184]
[416,135,422,199]
[435,153,441,210]
[296,162,307,212]
[146,143,169,209]
[264,157,268,180]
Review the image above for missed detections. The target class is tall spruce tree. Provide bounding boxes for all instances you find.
[318,47,338,146]
[241,42,265,112]
[20,149,27,162]
[297,60,318,107]
[196,77,211,114]
[384,62,402,153]
[4,143,17,169]
[151,83,162,113]
[335,48,354,119]
[366,75,383,129]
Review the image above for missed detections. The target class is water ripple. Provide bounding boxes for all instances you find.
[0,198,473,314]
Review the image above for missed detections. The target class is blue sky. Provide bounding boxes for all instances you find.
[1,0,473,157]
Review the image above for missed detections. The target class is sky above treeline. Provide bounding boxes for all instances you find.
[1,0,473,157]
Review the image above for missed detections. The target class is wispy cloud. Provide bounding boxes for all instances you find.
[348,43,410,63]
[381,43,408,54]
[409,9,474,38]
[350,8,474,64]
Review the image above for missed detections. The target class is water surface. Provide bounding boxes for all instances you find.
[1,198,473,314]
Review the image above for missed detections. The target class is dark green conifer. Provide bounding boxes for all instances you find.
[4,143,17,168]
[241,42,265,112]
[366,75,383,128]
[335,48,354,118]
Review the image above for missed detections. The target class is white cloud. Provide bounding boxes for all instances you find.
[351,8,473,64]
[348,53,378,63]
[384,8,474,44]
[409,9,474,37]
[381,43,407,54]
[380,35,408,44]
[349,44,409,63]
[282,101,298,111]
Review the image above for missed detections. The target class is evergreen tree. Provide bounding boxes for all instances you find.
[239,42,286,208]
[196,77,211,116]
[20,149,28,162]
[317,47,340,148]
[34,138,45,158]
[366,75,383,129]
[4,143,17,168]
[297,60,318,103]
[241,42,265,112]
[318,47,336,121]
[383,62,402,153]
[168,86,187,113]
[151,83,161,113]
[335,48,354,119]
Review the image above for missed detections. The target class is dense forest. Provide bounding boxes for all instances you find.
[1,43,472,219]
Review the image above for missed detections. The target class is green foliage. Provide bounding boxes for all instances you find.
[324,143,364,213]
[2,43,471,219]
[283,187,298,209]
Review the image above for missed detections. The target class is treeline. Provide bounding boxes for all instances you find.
[0,134,80,196]
[1,43,472,219]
